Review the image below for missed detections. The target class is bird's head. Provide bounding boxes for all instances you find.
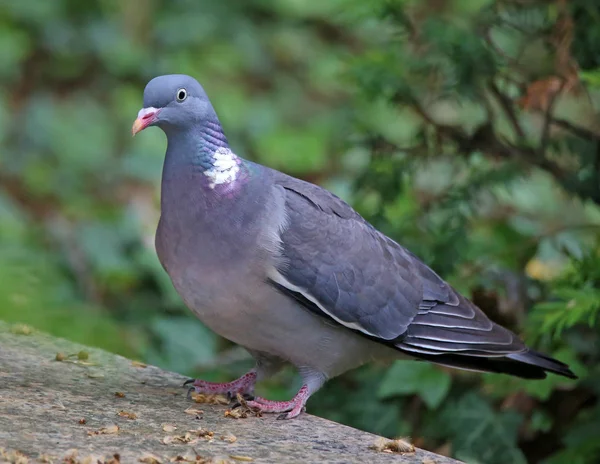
[132,74,215,136]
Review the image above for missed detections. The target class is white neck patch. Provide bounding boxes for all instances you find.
[204,147,240,189]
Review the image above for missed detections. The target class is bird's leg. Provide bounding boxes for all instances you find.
[244,368,326,420]
[184,370,257,400]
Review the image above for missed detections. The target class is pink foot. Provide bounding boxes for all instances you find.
[184,370,256,400]
[245,385,309,420]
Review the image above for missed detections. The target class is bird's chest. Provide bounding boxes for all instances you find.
[155,212,274,336]
[156,211,252,290]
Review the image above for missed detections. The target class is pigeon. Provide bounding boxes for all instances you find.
[132,74,576,419]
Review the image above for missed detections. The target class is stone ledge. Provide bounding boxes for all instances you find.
[0,322,460,463]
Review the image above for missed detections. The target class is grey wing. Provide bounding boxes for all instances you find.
[270,173,525,355]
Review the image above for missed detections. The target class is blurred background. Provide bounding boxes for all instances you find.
[1,0,599,462]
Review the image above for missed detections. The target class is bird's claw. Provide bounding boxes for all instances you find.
[182,372,257,401]
[186,386,196,399]
[241,385,309,419]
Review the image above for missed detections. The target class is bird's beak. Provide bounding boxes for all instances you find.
[132,107,161,136]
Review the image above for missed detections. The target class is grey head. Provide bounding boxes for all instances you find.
[132,74,221,137]
[133,74,244,193]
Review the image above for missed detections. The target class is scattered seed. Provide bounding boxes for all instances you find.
[115,391,126,398]
[75,454,114,464]
[224,409,246,419]
[55,352,97,366]
[160,436,174,445]
[173,432,198,444]
[223,395,261,419]
[87,424,119,436]
[38,453,55,463]
[161,428,220,447]
[184,407,204,416]
[370,437,415,454]
[192,428,214,439]
[117,410,137,420]
[162,424,177,433]
[78,418,87,425]
[132,361,148,368]
[62,449,79,464]
[10,324,33,335]
[0,448,29,464]
[167,454,210,463]
[138,453,163,464]
[106,453,121,464]
[229,456,254,462]
[190,393,229,405]
[220,433,237,443]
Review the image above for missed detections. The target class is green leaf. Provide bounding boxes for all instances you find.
[579,69,600,88]
[442,393,527,464]
[530,410,553,433]
[146,317,217,374]
[531,287,600,339]
[255,121,330,174]
[378,360,452,409]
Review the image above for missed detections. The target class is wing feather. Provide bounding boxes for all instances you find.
[269,172,527,358]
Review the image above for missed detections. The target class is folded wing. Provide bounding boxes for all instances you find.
[268,173,575,380]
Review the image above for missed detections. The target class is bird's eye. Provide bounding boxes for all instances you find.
[176,88,187,102]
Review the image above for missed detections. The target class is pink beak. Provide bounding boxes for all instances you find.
[132,107,160,136]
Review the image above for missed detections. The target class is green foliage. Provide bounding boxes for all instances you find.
[441,393,527,464]
[580,69,600,88]
[378,361,452,409]
[533,287,600,338]
[531,253,600,339]
[146,317,217,373]
[1,1,599,463]
[545,404,600,464]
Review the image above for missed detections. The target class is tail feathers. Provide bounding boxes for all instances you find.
[507,349,577,379]
[403,349,577,380]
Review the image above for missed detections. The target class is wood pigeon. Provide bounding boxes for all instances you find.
[132,74,576,419]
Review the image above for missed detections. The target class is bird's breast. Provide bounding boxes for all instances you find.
[155,206,275,316]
